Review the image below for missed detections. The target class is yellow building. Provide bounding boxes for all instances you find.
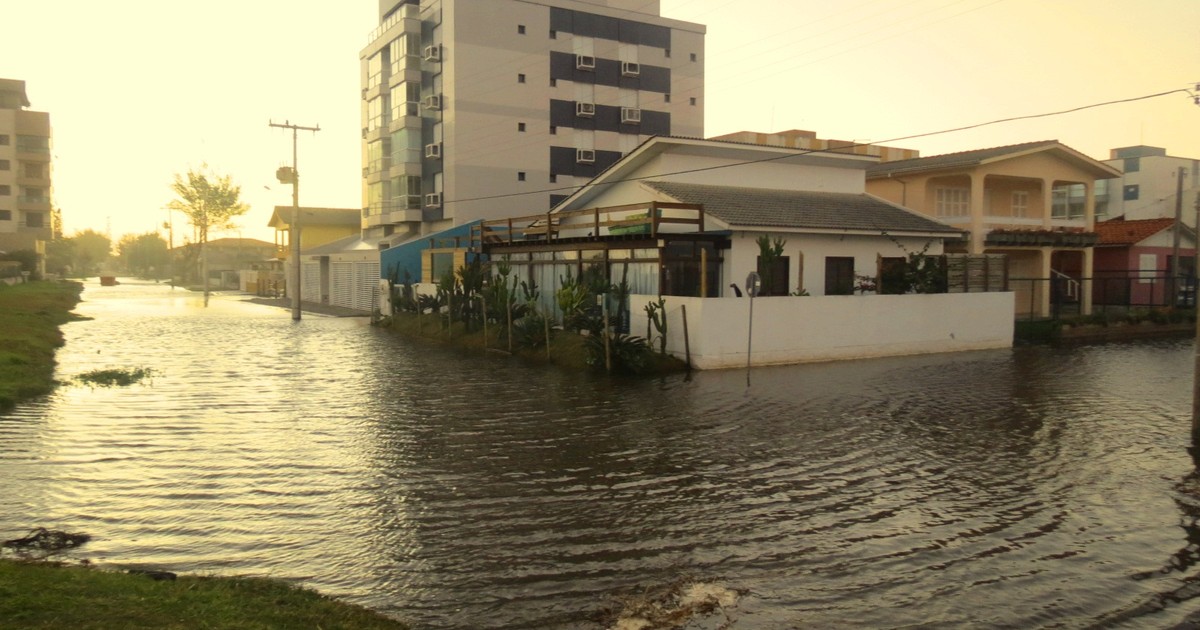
[267,206,361,256]
[0,79,54,278]
[867,141,1121,317]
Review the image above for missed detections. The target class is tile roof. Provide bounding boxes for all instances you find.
[1094,217,1176,246]
[866,140,1061,177]
[642,181,962,234]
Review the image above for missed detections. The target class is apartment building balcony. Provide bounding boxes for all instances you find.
[389,160,422,179]
[17,196,49,211]
[366,158,392,184]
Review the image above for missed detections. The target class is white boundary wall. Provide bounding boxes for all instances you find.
[634,292,1015,369]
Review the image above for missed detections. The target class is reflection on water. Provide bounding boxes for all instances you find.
[1,279,1198,628]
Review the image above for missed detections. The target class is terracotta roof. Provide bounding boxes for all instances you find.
[866,140,1119,180]
[1094,217,1176,246]
[867,140,1060,176]
[642,181,962,235]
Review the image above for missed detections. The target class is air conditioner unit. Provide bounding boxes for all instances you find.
[575,102,595,117]
[425,192,442,207]
[576,149,596,164]
[424,143,442,159]
[424,94,442,109]
[362,87,369,99]
[576,55,596,70]
[361,127,369,138]
[621,61,640,77]
[620,107,642,124]
[423,45,441,61]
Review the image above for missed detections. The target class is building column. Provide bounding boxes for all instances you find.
[1081,246,1094,316]
[970,172,986,254]
[1038,246,1053,318]
[1042,178,1055,229]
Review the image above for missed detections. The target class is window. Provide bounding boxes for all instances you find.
[0,210,10,220]
[25,212,43,228]
[1123,157,1140,173]
[1124,184,1139,201]
[1139,253,1158,284]
[518,172,526,181]
[825,257,855,295]
[24,162,44,179]
[756,254,790,296]
[518,122,526,132]
[689,97,696,106]
[0,135,8,146]
[665,49,671,58]
[935,187,970,217]
[878,257,907,294]
[690,53,697,61]
[0,160,8,170]
[367,52,383,90]
[390,81,421,118]
[518,24,525,34]
[518,73,526,83]
[0,185,10,195]
[1052,183,1085,218]
[1012,191,1029,218]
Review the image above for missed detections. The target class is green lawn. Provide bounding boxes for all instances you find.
[0,281,84,411]
[0,559,408,630]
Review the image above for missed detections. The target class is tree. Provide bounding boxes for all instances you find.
[117,232,170,279]
[72,229,112,278]
[167,166,249,300]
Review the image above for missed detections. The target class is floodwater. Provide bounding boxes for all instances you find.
[2,279,1199,629]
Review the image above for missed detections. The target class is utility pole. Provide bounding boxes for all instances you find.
[1173,167,1185,288]
[269,120,320,321]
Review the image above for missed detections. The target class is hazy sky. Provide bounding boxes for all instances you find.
[3,0,1197,244]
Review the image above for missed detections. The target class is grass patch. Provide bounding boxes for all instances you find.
[75,367,155,387]
[0,558,408,630]
[0,281,84,411]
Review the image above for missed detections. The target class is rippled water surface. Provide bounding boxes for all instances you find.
[3,280,1200,628]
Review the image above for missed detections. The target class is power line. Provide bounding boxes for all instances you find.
[437,87,1194,207]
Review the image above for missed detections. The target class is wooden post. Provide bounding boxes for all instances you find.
[681,304,691,370]
[603,296,611,373]
[482,295,488,352]
[700,248,708,298]
[544,310,551,361]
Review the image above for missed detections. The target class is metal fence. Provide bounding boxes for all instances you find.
[1010,273,1195,321]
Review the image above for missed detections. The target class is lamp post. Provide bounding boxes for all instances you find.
[269,120,320,320]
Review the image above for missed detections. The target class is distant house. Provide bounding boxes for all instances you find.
[266,207,376,310]
[867,140,1122,317]
[1092,217,1197,307]
[1099,146,1200,224]
[175,237,276,289]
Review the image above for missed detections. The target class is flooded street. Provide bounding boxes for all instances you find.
[2,279,1199,628]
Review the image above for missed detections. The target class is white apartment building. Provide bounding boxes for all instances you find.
[0,79,53,276]
[359,0,705,247]
[1100,145,1200,225]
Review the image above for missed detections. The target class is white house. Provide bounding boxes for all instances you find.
[469,136,1014,367]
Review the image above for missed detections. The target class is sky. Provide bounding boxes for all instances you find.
[2,0,1197,245]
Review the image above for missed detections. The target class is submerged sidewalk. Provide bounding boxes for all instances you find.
[243,296,369,318]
